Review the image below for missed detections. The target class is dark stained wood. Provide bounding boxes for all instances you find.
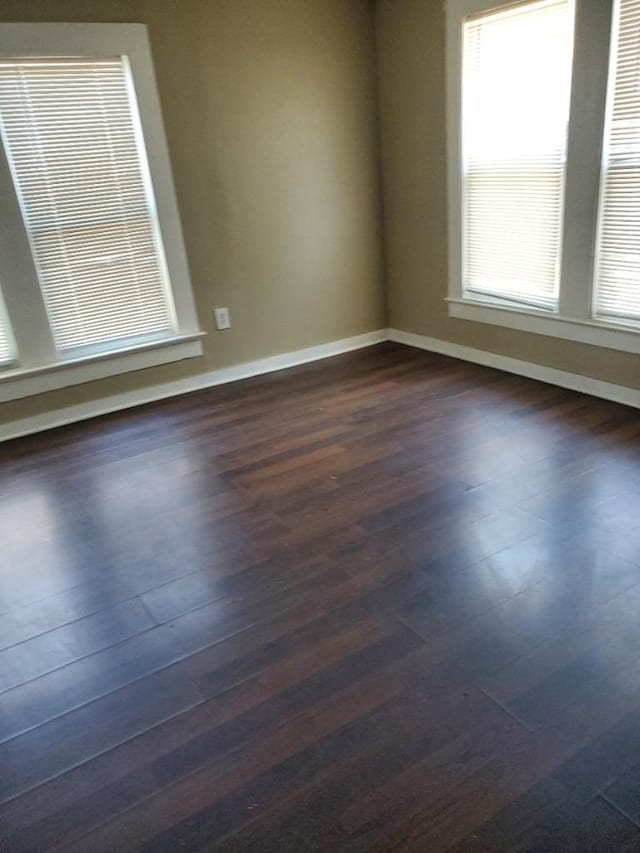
[0,341,640,852]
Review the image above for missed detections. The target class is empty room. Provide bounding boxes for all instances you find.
[1,0,640,850]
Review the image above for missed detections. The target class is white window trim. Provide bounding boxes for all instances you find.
[0,23,204,402]
[0,333,204,403]
[445,0,640,354]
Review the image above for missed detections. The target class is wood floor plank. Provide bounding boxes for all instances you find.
[0,598,155,694]
[445,784,640,853]
[54,641,435,852]
[554,706,640,801]
[0,342,639,852]
[0,581,138,652]
[0,557,347,749]
[0,610,400,851]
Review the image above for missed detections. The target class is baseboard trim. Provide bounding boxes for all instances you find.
[0,329,389,443]
[3,326,637,442]
[388,328,640,410]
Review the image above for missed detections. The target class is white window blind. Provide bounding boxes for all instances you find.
[0,309,11,363]
[0,57,175,353]
[594,0,640,324]
[462,0,573,310]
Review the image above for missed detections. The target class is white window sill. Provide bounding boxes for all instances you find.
[447,298,640,355]
[0,333,205,403]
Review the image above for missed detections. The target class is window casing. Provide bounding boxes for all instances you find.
[0,25,202,403]
[447,0,640,355]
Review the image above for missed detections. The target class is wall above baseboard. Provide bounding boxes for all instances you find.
[388,328,640,410]
[1,326,638,442]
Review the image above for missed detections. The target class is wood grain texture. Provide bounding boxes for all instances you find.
[1,342,639,852]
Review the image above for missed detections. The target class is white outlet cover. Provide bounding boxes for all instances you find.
[214,308,231,330]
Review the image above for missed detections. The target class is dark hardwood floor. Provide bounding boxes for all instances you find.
[1,342,640,852]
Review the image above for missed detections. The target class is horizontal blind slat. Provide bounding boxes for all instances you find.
[0,56,174,352]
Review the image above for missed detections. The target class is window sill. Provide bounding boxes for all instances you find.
[447,298,640,355]
[0,333,205,403]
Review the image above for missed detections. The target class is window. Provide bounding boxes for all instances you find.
[594,0,640,324]
[0,306,11,364]
[0,57,175,353]
[0,25,202,403]
[463,0,573,310]
[447,0,640,355]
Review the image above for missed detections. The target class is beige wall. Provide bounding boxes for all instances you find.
[1,0,386,424]
[374,0,640,391]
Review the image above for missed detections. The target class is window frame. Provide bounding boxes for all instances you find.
[0,24,203,403]
[446,0,640,355]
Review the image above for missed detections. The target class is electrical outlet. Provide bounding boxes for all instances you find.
[214,307,231,330]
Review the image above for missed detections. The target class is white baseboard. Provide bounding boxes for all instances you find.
[0,329,388,443]
[388,328,640,410]
[2,326,637,442]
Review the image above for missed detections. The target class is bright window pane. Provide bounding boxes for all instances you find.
[594,0,640,324]
[0,57,175,353]
[462,0,573,309]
